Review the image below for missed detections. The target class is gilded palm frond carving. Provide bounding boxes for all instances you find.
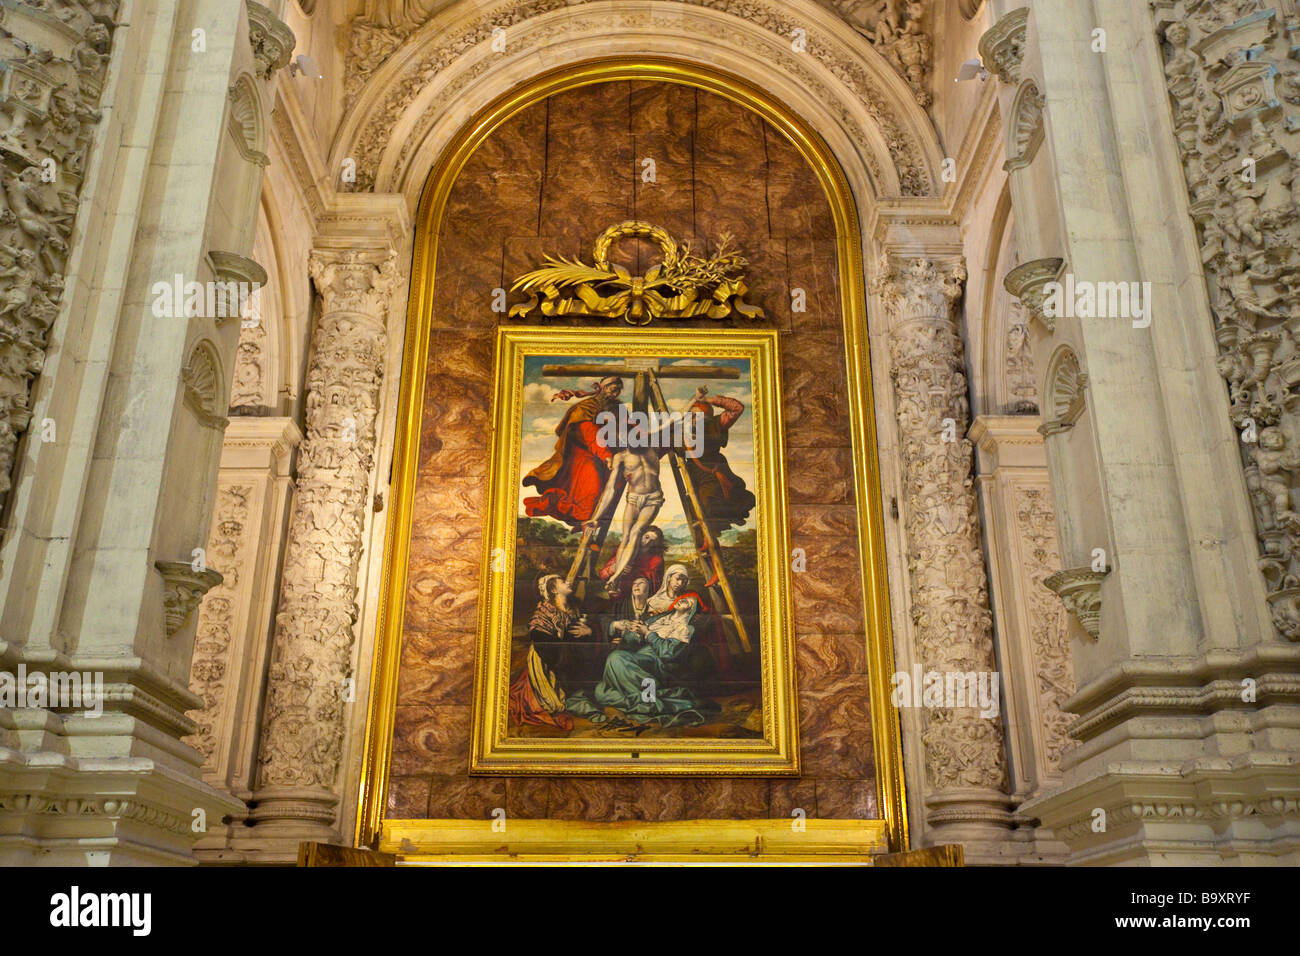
[508,221,765,325]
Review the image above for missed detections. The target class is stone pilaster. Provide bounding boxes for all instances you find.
[249,247,401,841]
[970,415,1073,862]
[186,420,301,786]
[872,256,1014,849]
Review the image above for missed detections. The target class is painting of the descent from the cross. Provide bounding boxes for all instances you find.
[471,328,799,775]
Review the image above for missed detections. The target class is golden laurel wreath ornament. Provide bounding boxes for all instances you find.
[508,221,766,325]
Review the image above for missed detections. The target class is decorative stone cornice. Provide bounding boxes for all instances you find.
[154,560,224,638]
[246,2,295,80]
[1043,566,1107,640]
[978,7,1029,85]
[1003,257,1064,333]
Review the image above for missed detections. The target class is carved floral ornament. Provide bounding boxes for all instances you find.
[1003,256,1065,333]
[1039,345,1088,437]
[1042,566,1107,641]
[509,221,764,324]
[245,2,295,81]
[155,560,224,639]
[1004,79,1046,173]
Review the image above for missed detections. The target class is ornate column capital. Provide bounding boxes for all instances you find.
[308,248,402,318]
[871,256,967,327]
[978,7,1029,85]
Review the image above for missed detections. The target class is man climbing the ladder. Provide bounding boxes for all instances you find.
[680,384,756,587]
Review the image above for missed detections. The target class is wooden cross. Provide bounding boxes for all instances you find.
[540,358,753,652]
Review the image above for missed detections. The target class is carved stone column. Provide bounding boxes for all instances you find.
[872,257,1014,849]
[250,248,400,840]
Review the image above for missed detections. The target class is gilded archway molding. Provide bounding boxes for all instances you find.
[354,57,911,857]
[331,0,945,209]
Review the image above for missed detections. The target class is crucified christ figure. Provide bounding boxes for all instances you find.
[585,442,665,596]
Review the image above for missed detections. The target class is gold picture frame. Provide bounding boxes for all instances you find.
[357,56,907,860]
[470,326,798,775]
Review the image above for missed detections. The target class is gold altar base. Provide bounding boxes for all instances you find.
[377,818,892,863]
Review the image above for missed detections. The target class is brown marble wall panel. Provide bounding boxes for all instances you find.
[387,775,432,819]
[393,82,880,825]
[424,776,507,819]
[539,83,635,254]
[785,240,843,334]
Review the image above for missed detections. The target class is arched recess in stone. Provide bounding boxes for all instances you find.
[230,207,283,414]
[331,0,946,213]
[977,182,1038,417]
[341,60,926,854]
[218,72,271,253]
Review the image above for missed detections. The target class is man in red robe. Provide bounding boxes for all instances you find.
[523,375,624,529]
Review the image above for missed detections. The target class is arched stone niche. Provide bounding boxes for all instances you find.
[375,75,887,831]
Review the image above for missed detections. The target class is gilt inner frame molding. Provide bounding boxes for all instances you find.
[357,57,907,860]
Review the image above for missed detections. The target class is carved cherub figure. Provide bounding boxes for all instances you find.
[1225,176,1266,248]
[871,0,903,43]
[1253,426,1300,531]
[1223,252,1286,328]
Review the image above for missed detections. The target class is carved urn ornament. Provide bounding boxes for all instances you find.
[508,221,765,325]
[1003,257,1065,334]
[155,560,224,638]
[1043,566,1108,640]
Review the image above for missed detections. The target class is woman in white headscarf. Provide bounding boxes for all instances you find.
[589,565,722,726]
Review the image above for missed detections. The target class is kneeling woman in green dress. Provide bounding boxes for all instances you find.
[593,572,720,727]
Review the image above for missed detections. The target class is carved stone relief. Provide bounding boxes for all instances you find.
[1005,300,1038,414]
[1150,0,1300,639]
[341,0,934,197]
[978,6,1027,85]
[185,482,253,764]
[827,0,935,107]
[182,339,227,430]
[0,0,118,503]
[1004,79,1045,172]
[245,2,295,82]
[154,559,224,639]
[1012,485,1073,770]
